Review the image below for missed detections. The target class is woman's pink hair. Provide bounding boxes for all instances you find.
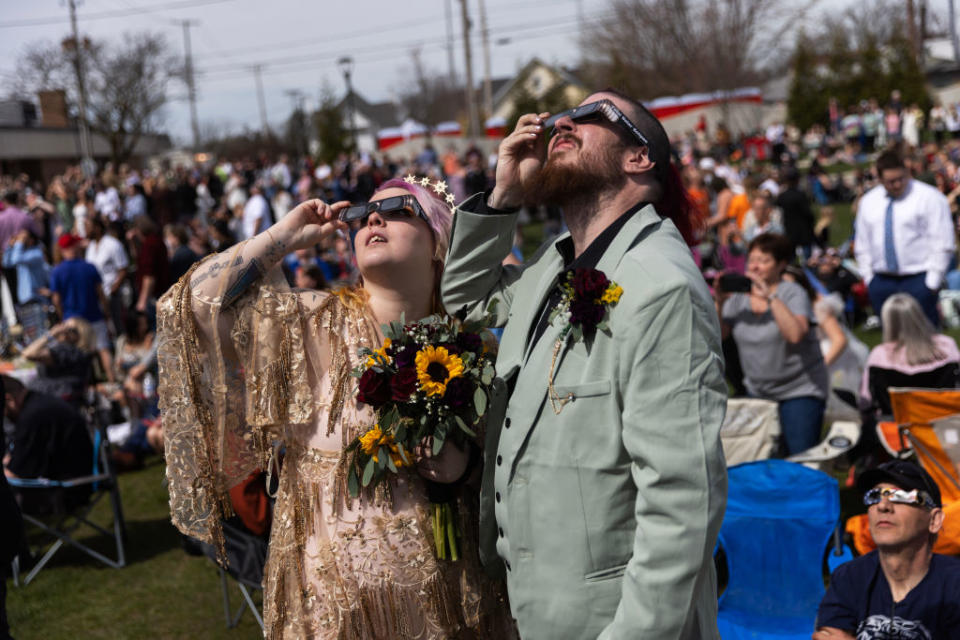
[374,178,452,262]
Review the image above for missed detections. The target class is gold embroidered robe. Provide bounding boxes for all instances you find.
[157,242,514,639]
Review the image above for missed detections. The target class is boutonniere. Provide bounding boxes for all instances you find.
[547,268,622,413]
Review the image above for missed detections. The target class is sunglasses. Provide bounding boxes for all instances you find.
[544,99,650,148]
[340,195,429,226]
[863,487,937,509]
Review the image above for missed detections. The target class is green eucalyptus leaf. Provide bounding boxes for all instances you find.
[362,457,375,486]
[348,468,360,497]
[474,387,487,415]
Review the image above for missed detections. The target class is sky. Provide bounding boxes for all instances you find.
[0,0,590,144]
[0,0,937,145]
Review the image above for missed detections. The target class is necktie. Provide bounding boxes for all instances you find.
[884,197,899,273]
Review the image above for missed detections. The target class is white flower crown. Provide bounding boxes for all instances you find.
[403,174,456,213]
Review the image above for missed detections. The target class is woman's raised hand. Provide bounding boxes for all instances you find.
[277,198,351,250]
[747,273,773,300]
[488,111,551,210]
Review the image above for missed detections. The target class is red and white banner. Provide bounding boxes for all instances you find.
[645,87,762,120]
[375,87,763,149]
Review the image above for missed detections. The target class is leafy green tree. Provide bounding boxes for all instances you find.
[787,31,827,132]
[786,1,930,129]
[312,86,352,163]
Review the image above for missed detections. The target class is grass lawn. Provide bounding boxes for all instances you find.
[5,457,262,640]
[7,210,955,637]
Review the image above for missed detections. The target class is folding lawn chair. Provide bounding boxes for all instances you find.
[8,397,127,585]
[717,459,849,640]
[721,392,859,469]
[848,387,960,555]
[720,398,781,465]
[201,518,267,631]
[787,389,860,470]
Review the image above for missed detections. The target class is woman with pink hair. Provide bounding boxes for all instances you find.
[157,178,514,638]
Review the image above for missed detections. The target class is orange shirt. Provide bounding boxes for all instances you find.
[688,186,710,219]
[728,192,751,229]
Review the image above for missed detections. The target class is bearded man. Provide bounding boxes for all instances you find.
[441,90,727,639]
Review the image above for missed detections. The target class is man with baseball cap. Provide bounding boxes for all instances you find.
[814,460,960,639]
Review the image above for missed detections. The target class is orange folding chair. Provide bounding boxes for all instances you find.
[847,388,960,555]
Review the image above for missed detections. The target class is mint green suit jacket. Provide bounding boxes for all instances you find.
[441,196,728,640]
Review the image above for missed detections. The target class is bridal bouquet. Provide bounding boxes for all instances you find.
[346,314,495,560]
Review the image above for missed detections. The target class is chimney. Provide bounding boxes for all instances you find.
[38,90,69,128]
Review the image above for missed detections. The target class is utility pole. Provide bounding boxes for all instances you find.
[337,57,358,152]
[285,89,306,158]
[444,0,456,85]
[67,0,95,176]
[176,19,201,149]
[478,0,493,117]
[907,0,919,65]
[253,64,270,136]
[458,0,480,140]
[950,0,960,65]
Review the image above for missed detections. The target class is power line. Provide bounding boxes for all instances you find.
[192,18,587,88]
[0,0,233,28]
[191,16,431,63]
[188,4,583,69]
[194,11,594,77]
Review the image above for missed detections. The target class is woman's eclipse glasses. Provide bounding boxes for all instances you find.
[340,195,429,226]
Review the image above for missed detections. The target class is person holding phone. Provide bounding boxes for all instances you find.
[715,232,830,455]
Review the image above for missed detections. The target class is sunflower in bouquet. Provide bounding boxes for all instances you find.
[346,314,495,560]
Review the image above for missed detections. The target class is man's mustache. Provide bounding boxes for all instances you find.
[551,134,581,152]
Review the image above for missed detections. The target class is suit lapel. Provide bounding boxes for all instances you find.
[503,206,666,462]
[517,240,566,365]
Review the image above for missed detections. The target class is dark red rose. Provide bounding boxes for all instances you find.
[569,298,605,332]
[390,367,419,401]
[357,368,391,407]
[571,268,609,300]
[444,377,473,409]
[456,331,483,355]
[440,341,462,355]
[393,345,417,369]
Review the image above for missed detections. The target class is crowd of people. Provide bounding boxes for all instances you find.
[1,85,960,638]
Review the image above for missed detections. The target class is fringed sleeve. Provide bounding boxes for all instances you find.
[157,242,315,562]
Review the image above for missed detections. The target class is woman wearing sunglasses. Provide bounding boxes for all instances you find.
[157,179,514,639]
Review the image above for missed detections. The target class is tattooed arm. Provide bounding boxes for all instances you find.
[189,199,350,306]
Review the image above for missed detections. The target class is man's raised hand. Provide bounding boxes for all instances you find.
[488,111,550,210]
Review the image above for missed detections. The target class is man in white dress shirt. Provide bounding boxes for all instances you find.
[854,150,955,327]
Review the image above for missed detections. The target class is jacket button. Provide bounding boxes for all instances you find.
[498,527,504,537]
[504,417,511,429]
[495,492,501,502]
[496,455,502,466]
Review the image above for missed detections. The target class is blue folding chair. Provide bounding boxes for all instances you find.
[717,459,847,639]
[8,400,127,585]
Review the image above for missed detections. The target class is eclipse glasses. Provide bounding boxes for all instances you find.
[863,487,937,509]
[543,99,650,148]
[340,194,429,226]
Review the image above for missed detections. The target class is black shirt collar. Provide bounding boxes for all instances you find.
[554,201,648,270]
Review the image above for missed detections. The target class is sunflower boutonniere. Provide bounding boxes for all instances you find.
[547,268,622,413]
[548,268,623,342]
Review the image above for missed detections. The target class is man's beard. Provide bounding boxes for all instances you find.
[522,135,626,208]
